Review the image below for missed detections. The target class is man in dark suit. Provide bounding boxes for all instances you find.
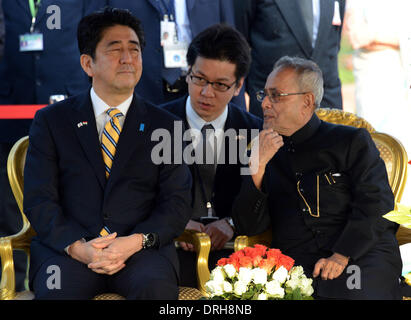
[234,0,345,118]
[108,0,245,108]
[161,24,262,287]
[23,7,192,300]
[232,56,403,299]
[0,0,105,292]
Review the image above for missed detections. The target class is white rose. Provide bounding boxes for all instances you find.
[233,280,248,296]
[205,280,215,294]
[252,268,267,285]
[272,266,288,284]
[299,277,314,296]
[285,278,300,291]
[211,266,226,284]
[223,264,237,278]
[238,267,253,286]
[223,281,233,293]
[289,266,304,280]
[257,293,268,300]
[205,280,223,296]
[266,280,285,299]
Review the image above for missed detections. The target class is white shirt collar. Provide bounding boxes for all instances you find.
[90,87,133,118]
[185,96,228,131]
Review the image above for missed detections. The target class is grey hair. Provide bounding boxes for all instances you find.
[272,56,324,108]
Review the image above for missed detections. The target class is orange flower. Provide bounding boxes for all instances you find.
[239,256,253,268]
[266,248,282,265]
[227,257,240,271]
[254,244,268,257]
[259,258,276,274]
[217,258,229,267]
[277,254,295,271]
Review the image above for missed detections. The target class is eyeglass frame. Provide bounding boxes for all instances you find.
[187,69,238,92]
[256,88,309,103]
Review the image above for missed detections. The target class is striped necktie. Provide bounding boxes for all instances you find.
[101,108,123,179]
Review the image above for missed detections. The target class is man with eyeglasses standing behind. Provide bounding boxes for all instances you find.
[161,24,262,287]
[231,56,403,299]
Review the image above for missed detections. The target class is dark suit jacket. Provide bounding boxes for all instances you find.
[234,0,345,117]
[232,114,402,299]
[24,90,192,280]
[108,0,241,106]
[0,0,106,144]
[161,96,262,219]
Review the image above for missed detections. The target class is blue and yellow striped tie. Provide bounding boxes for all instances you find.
[100,108,123,237]
[101,108,123,179]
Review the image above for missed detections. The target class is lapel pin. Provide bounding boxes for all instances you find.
[139,123,145,132]
[77,121,88,128]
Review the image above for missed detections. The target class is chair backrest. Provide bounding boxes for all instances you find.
[316,108,408,203]
[370,132,408,204]
[6,136,32,237]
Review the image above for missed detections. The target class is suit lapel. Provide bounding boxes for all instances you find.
[186,0,195,13]
[105,95,151,191]
[70,92,106,189]
[274,0,313,57]
[312,0,334,54]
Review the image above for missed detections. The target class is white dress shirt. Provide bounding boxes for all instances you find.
[185,96,228,162]
[90,87,133,142]
[312,0,321,47]
[174,0,192,44]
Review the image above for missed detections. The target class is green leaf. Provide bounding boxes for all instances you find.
[291,288,303,300]
[383,204,411,228]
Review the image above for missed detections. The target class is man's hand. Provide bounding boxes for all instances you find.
[179,220,205,252]
[313,253,349,280]
[204,219,234,251]
[88,233,143,275]
[250,129,283,190]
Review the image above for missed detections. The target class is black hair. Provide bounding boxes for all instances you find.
[77,7,145,59]
[186,24,251,82]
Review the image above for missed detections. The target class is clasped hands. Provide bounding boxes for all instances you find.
[179,219,234,251]
[67,232,142,275]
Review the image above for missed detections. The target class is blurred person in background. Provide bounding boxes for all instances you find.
[344,0,411,206]
[234,0,345,118]
[108,0,246,109]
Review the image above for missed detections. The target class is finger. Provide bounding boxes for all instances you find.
[313,259,325,278]
[106,263,126,275]
[88,253,121,269]
[91,233,118,248]
[212,236,226,251]
[329,265,344,280]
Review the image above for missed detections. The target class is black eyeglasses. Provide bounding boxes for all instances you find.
[188,74,237,92]
[256,88,309,103]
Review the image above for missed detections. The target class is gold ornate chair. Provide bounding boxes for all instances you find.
[234,108,410,251]
[0,136,209,300]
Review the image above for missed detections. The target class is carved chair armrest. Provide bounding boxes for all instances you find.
[0,225,35,300]
[233,228,273,252]
[175,229,211,296]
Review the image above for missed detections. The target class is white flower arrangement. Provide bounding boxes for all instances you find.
[205,245,314,300]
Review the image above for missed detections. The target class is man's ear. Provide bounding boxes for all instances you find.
[80,54,94,77]
[303,92,316,111]
[233,77,245,96]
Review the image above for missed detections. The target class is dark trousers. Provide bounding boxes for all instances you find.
[32,249,178,300]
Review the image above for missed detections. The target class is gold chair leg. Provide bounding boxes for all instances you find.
[0,238,16,300]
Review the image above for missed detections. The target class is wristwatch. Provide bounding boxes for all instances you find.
[225,217,235,231]
[142,233,156,249]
